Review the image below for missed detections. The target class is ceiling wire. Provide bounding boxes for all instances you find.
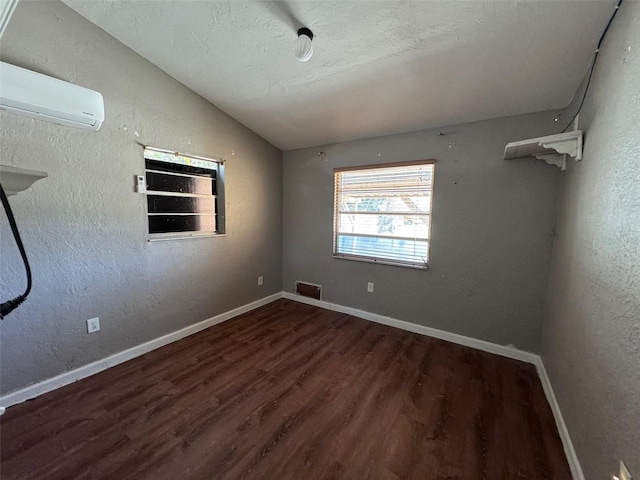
[561,0,623,133]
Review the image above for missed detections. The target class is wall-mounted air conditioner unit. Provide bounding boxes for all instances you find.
[0,61,104,131]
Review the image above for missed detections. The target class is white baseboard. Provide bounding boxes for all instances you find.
[283,292,584,480]
[534,358,585,480]
[0,292,283,410]
[282,292,539,364]
[0,290,584,480]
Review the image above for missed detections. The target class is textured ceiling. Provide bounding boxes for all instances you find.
[63,0,616,151]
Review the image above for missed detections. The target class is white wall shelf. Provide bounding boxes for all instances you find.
[0,165,48,196]
[504,130,583,171]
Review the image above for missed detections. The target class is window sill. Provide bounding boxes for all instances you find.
[332,254,429,270]
[148,232,226,242]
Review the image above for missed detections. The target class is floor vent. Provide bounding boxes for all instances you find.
[296,281,321,300]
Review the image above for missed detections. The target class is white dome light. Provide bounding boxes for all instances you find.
[295,27,313,62]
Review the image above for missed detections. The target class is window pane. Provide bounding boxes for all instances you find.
[147,195,215,214]
[145,158,216,177]
[146,171,213,195]
[338,194,431,214]
[333,162,434,267]
[341,166,432,193]
[337,235,428,265]
[148,214,215,234]
[337,213,430,238]
[144,147,223,237]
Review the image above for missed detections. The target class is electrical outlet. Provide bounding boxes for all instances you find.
[367,282,374,293]
[258,275,263,286]
[87,317,100,334]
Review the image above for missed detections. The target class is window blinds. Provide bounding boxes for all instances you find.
[333,161,435,269]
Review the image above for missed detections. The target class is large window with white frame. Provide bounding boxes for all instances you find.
[333,160,435,269]
[144,147,225,239]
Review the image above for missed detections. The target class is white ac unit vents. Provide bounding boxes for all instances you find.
[0,61,104,131]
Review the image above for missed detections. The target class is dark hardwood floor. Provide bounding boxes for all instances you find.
[0,299,571,479]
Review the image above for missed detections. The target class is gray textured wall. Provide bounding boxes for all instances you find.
[0,1,282,395]
[283,112,562,353]
[541,1,640,478]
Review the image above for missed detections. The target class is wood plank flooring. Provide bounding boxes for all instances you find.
[0,299,571,479]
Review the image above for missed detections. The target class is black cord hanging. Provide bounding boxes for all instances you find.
[561,0,623,133]
[0,182,33,319]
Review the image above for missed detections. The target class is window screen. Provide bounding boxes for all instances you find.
[333,160,435,269]
[144,147,224,238]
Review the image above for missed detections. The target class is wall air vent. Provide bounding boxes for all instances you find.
[295,281,321,300]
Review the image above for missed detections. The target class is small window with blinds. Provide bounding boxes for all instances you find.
[333,160,435,269]
[144,147,225,239]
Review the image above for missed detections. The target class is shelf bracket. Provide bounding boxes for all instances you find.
[504,130,583,171]
[0,165,48,196]
[535,153,567,171]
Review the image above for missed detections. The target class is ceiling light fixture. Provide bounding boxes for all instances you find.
[295,27,313,62]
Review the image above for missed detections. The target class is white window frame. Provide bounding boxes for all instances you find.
[144,146,225,241]
[333,160,435,269]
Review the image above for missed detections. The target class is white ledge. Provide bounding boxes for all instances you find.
[0,165,48,196]
[504,131,583,171]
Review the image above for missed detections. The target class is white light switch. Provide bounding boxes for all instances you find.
[135,175,146,193]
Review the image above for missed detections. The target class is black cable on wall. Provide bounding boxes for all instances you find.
[561,0,624,133]
[0,183,33,319]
